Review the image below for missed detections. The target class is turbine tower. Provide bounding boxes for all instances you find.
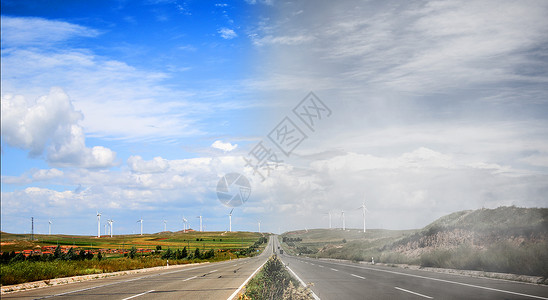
[108,219,114,237]
[137,218,143,235]
[96,212,102,238]
[358,202,369,233]
[182,217,188,232]
[341,210,346,231]
[163,220,167,232]
[196,215,203,232]
[324,212,332,229]
[258,220,261,233]
[48,219,52,235]
[228,209,234,232]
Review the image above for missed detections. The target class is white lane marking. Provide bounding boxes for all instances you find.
[121,290,155,300]
[182,276,197,282]
[34,260,235,299]
[312,260,548,300]
[286,266,321,300]
[350,274,365,279]
[318,265,324,268]
[227,259,268,300]
[330,268,339,272]
[395,287,433,299]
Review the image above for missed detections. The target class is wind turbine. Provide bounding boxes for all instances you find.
[96,212,102,238]
[228,209,234,232]
[358,202,369,233]
[48,219,52,235]
[137,217,143,235]
[341,210,346,231]
[163,220,167,232]
[108,219,114,237]
[196,215,203,232]
[258,220,261,233]
[182,217,188,232]
[324,212,332,229]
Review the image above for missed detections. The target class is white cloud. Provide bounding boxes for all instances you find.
[211,140,238,152]
[218,28,237,39]
[32,168,64,181]
[251,34,314,47]
[128,156,170,173]
[520,154,548,168]
[0,16,100,47]
[1,16,254,142]
[1,88,116,168]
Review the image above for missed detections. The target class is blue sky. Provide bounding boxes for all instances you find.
[2,0,548,235]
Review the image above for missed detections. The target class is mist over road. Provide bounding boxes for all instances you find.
[274,237,548,300]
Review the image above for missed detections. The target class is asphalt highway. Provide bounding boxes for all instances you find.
[3,238,273,300]
[273,237,548,300]
[5,236,548,299]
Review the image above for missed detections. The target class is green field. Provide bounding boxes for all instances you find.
[1,231,264,253]
[1,231,268,286]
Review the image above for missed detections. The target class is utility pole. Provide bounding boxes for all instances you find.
[31,217,34,241]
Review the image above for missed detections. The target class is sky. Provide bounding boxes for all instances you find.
[2,0,548,236]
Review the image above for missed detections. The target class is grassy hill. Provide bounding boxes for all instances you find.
[280,206,548,278]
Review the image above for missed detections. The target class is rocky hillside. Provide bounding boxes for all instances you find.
[388,206,548,257]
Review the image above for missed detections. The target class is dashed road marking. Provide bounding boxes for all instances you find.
[395,287,432,299]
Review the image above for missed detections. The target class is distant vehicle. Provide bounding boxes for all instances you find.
[280,250,284,254]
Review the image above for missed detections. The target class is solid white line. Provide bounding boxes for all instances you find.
[226,259,268,300]
[312,260,548,300]
[395,287,432,299]
[350,274,365,279]
[121,289,155,300]
[286,266,321,300]
[330,268,339,272]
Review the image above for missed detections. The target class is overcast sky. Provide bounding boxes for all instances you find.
[2,0,548,235]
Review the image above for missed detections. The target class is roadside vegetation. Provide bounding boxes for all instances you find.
[280,206,548,278]
[239,255,313,300]
[0,232,268,286]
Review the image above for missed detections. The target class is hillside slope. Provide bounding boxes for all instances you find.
[280,206,548,278]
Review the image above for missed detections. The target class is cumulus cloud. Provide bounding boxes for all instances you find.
[1,87,116,168]
[218,28,237,39]
[211,140,238,152]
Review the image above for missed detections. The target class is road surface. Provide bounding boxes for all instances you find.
[3,238,273,300]
[5,236,547,299]
[273,236,548,300]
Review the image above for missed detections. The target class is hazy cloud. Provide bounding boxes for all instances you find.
[0,16,100,47]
